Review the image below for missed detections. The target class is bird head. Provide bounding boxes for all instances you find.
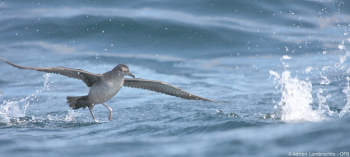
[114,64,135,78]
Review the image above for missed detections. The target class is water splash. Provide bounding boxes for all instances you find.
[0,73,51,124]
[270,39,350,122]
[62,109,86,122]
[270,70,324,122]
[335,40,350,70]
[339,76,350,118]
[336,40,350,117]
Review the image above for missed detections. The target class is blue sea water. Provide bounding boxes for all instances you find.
[0,0,350,156]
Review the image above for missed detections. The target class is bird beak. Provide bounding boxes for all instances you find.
[126,72,135,78]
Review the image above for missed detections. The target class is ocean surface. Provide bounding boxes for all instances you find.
[0,0,350,156]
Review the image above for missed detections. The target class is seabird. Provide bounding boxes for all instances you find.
[1,57,220,122]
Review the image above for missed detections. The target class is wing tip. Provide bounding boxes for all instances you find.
[0,57,9,64]
[0,57,18,67]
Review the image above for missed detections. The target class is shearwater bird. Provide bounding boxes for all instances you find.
[1,57,220,122]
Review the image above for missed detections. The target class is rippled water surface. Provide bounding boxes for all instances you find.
[1,0,350,157]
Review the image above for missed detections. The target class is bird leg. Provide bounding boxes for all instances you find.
[102,103,113,121]
[89,108,98,123]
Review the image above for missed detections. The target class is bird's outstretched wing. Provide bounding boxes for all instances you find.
[1,57,99,87]
[124,78,221,103]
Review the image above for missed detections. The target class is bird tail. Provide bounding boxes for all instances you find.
[67,96,89,109]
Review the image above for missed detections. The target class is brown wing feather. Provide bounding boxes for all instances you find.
[1,57,99,87]
[123,78,220,103]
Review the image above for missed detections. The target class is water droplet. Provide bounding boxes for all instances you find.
[338,44,345,49]
[216,110,223,114]
[305,66,313,73]
[282,55,292,60]
[322,66,330,71]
